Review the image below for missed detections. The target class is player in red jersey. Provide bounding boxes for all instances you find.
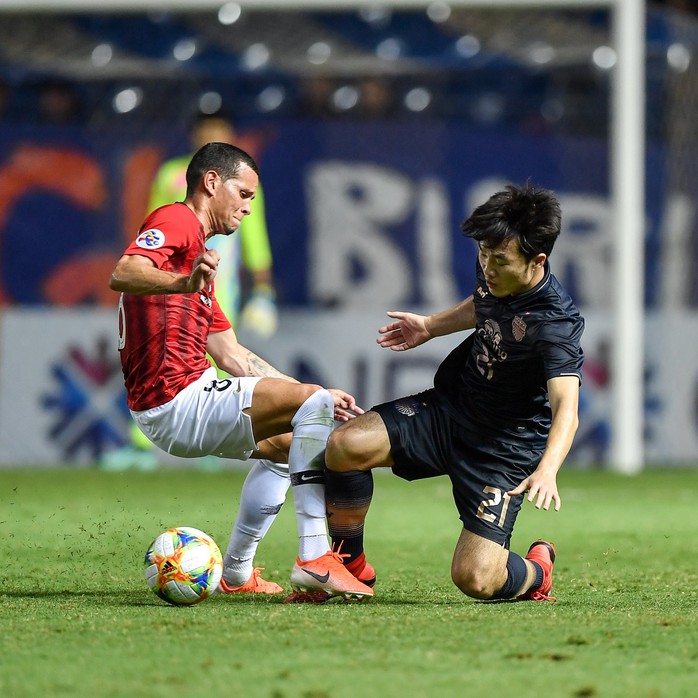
[110,142,373,601]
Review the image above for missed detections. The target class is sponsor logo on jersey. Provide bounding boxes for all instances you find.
[512,315,527,341]
[478,319,508,361]
[136,228,165,249]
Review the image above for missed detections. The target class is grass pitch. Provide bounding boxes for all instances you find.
[1,467,697,698]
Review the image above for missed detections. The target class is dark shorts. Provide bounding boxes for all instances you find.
[372,389,543,548]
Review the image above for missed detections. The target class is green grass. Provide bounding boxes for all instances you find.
[1,467,697,698]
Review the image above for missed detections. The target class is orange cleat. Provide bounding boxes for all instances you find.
[218,567,283,595]
[518,540,557,602]
[289,547,374,602]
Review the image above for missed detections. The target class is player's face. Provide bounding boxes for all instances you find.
[477,238,546,297]
[211,164,258,236]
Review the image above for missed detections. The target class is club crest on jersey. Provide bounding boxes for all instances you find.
[512,315,527,341]
[136,228,165,249]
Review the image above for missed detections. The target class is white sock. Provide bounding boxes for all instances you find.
[289,389,334,561]
[222,459,290,586]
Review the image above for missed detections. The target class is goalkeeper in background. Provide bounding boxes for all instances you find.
[149,111,278,339]
[103,111,278,471]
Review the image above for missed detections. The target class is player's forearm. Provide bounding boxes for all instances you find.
[426,296,476,337]
[110,267,191,295]
[536,406,579,475]
[109,255,192,295]
[219,347,297,382]
[537,376,580,474]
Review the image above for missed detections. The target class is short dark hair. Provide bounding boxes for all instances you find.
[185,142,259,198]
[461,182,561,260]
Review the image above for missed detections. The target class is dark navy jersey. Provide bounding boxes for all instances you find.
[434,260,584,449]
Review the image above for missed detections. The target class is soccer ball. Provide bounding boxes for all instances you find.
[144,526,223,606]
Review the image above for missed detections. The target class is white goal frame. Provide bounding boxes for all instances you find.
[2,0,646,473]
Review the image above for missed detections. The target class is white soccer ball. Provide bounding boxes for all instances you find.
[144,526,223,606]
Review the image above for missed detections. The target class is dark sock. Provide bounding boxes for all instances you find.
[528,561,544,591]
[323,466,373,565]
[345,552,367,575]
[492,552,531,599]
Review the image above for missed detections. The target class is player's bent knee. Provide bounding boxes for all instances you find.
[291,386,334,429]
[326,426,365,472]
[295,383,324,404]
[451,567,500,600]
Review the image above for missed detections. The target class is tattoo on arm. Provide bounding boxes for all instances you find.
[246,353,283,378]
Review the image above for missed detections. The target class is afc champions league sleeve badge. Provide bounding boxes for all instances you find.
[394,398,423,417]
[136,228,165,249]
[512,315,527,342]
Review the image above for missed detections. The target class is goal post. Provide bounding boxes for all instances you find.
[1,0,647,473]
[609,0,645,474]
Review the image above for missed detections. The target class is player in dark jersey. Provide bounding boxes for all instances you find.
[324,182,584,602]
[110,142,374,602]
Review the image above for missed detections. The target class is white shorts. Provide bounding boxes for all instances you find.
[131,367,262,460]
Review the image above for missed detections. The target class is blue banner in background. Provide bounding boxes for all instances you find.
[0,120,687,466]
[262,121,614,308]
[0,119,666,310]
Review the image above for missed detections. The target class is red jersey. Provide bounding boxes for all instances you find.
[117,203,231,411]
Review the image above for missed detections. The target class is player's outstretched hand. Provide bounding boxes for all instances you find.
[328,389,364,422]
[188,249,220,292]
[377,311,431,352]
[508,469,561,512]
